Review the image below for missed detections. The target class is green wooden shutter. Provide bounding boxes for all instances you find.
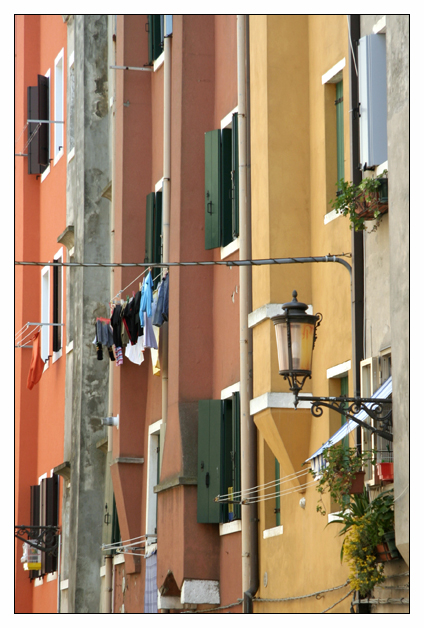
[231,392,241,521]
[221,128,233,247]
[153,191,162,287]
[275,458,281,526]
[205,130,221,250]
[111,494,121,546]
[197,400,222,523]
[148,15,162,64]
[231,112,239,240]
[222,398,233,523]
[336,81,344,186]
[145,192,155,263]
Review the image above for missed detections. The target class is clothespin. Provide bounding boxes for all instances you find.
[139,282,142,291]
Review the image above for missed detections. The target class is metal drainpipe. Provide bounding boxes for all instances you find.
[238,14,258,613]
[348,15,364,453]
[104,554,113,613]
[160,32,171,467]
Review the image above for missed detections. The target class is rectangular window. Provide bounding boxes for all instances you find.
[204,114,239,250]
[41,266,50,363]
[54,49,64,162]
[145,191,162,287]
[197,392,240,524]
[146,420,162,541]
[52,250,63,356]
[29,475,59,578]
[335,81,344,186]
[27,74,50,175]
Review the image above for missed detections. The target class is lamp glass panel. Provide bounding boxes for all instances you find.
[275,320,315,373]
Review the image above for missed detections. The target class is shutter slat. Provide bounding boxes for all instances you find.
[38,74,49,168]
[231,112,239,239]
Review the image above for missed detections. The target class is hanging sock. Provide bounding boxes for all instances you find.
[115,346,124,366]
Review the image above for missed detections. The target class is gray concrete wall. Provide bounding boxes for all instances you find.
[386,14,409,565]
[62,14,112,612]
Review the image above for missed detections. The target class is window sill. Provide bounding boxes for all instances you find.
[66,341,73,354]
[41,164,51,182]
[67,147,75,163]
[153,51,164,72]
[221,237,240,260]
[52,348,62,364]
[219,519,241,536]
[263,525,284,539]
[34,576,44,587]
[53,148,64,166]
[47,571,57,582]
[324,208,342,225]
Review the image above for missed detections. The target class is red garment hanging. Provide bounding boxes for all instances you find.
[26,330,45,390]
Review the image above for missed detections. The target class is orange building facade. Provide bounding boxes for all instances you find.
[15,14,68,613]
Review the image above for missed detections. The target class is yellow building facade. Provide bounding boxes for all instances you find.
[249,15,354,613]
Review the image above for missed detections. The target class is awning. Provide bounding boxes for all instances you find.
[305,376,392,474]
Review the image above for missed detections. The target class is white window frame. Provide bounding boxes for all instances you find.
[54,49,64,164]
[145,419,163,544]
[219,382,241,536]
[52,248,63,363]
[40,69,51,182]
[41,266,50,366]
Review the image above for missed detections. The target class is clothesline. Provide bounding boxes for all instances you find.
[110,266,167,306]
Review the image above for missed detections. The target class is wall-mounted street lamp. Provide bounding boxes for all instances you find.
[272,290,392,442]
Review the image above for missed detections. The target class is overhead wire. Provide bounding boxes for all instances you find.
[216,467,313,504]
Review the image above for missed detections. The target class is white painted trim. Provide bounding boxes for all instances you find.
[41,163,51,182]
[146,420,163,541]
[113,553,125,565]
[322,58,346,84]
[221,381,240,400]
[248,303,313,329]
[155,177,164,193]
[153,51,164,72]
[220,236,240,259]
[221,106,238,130]
[54,48,65,163]
[219,519,241,536]
[250,392,312,416]
[60,579,69,590]
[67,146,75,163]
[263,525,284,539]
[52,248,64,363]
[66,340,73,354]
[373,16,386,34]
[326,360,351,379]
[100,565,106,578]
[68,51,74,69]
[324,208,342,225]
[34,576,44,587]
[47,571,57,582]
[41,265,50,364]
[181,579,220,605]
[376,160,388,176]
[38,472,48,484]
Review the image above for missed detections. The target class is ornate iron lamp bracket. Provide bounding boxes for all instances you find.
[15,525,60,556]
[295,395,393,442]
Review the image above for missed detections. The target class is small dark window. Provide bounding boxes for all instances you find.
[28,475,59,578]
[147,15,163,64]
[52,262,62,353]
[145,191,162,287]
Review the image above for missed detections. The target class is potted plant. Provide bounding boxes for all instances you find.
[328,489,398,597]
[310,445,374,516]
[330,171,388,232]
[376,461,394,482]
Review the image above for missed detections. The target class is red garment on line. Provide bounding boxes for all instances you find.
[26,331,45,390]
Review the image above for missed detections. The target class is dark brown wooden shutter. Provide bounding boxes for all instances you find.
[37,75,49,168]
[29,485,41,579]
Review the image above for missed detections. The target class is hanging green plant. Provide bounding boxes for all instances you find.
[330,170,388,232]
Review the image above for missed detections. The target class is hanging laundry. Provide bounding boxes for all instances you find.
[26,330,45,390]
[94,319,115,361]
[152,273,169,327]
[143,312,158,350]
[140,271,154,322]
[111,304,123,348]
[123,292,143,345]
[151,326,160,376]
[125,334,145,365]
[115,346,124,366]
